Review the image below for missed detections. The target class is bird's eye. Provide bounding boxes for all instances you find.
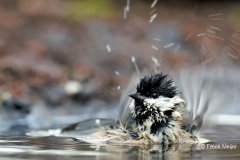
[151,92,158,98]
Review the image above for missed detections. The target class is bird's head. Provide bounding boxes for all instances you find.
[128,73,182,127]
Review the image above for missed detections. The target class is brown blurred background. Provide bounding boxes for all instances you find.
[0,0,240,128]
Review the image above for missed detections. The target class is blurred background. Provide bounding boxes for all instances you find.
[0,0,240,131]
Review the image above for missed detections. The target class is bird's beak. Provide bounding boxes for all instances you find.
[129,93,145,102]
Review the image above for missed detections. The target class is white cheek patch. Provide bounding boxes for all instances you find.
[143,99,156,108]
[130,96,185,115]
[144,97,175,112]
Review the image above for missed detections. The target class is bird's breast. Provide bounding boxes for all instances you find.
[135,115,188,144]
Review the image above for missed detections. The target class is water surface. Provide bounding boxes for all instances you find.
[0,126,239,160]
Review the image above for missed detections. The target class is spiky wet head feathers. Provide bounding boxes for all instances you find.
[128,73,192,144]
[136,73,177,98]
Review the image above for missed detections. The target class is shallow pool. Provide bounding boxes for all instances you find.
[0,126,239,160]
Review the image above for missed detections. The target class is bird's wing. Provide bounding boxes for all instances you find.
[60,118,117,137]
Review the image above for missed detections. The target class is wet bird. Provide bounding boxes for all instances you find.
[125,73,195,144]
[60,73,206,145]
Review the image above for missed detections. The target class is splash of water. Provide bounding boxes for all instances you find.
[151,0,158,8]
[106,44,111,52]
[149,13,157,23]
[131,56,140,76]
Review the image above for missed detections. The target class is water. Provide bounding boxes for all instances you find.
[0,1,239,159]
[2,66,238,160]
[0,126,239,160]
[2,65,240,160]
